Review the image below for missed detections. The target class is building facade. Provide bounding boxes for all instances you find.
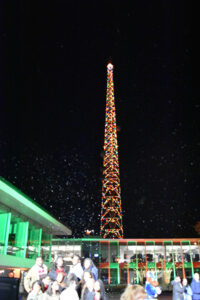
[0,177,71,277]
[52,237,200,289]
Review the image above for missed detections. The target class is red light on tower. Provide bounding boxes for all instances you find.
[100,63,124,239]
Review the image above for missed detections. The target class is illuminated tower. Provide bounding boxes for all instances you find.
[100,63,123,239]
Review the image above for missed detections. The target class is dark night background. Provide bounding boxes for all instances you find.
[0,1,198,238]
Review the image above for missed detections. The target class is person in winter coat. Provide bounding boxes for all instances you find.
[24,257,48,293]
[191,273,200,300]
[171,276,187,300]
[83,258,98,281]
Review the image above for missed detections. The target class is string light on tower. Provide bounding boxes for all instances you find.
[100,63,124,239]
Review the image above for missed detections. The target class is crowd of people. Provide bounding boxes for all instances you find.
[20,256,200,300]
[171,273,200,300]
[22,255,107,300]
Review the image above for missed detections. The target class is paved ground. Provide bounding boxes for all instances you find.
[108,292,172,300]
[22,292,172,300]
[21,290,172,300]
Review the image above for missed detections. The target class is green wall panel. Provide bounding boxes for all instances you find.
[41,233,52,262]
[15,221,29,258]
[0,213,11,255]
[110,262,119,269]
[28,227,42,258]
[166,262,174,268]
[147,262,155,269]
[129,262,137,268]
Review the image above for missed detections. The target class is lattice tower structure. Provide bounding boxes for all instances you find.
[100,63,123,239]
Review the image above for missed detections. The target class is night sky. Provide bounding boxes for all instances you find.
[0,1,198,238]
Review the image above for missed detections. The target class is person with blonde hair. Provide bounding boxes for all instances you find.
[120,284,147,300]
